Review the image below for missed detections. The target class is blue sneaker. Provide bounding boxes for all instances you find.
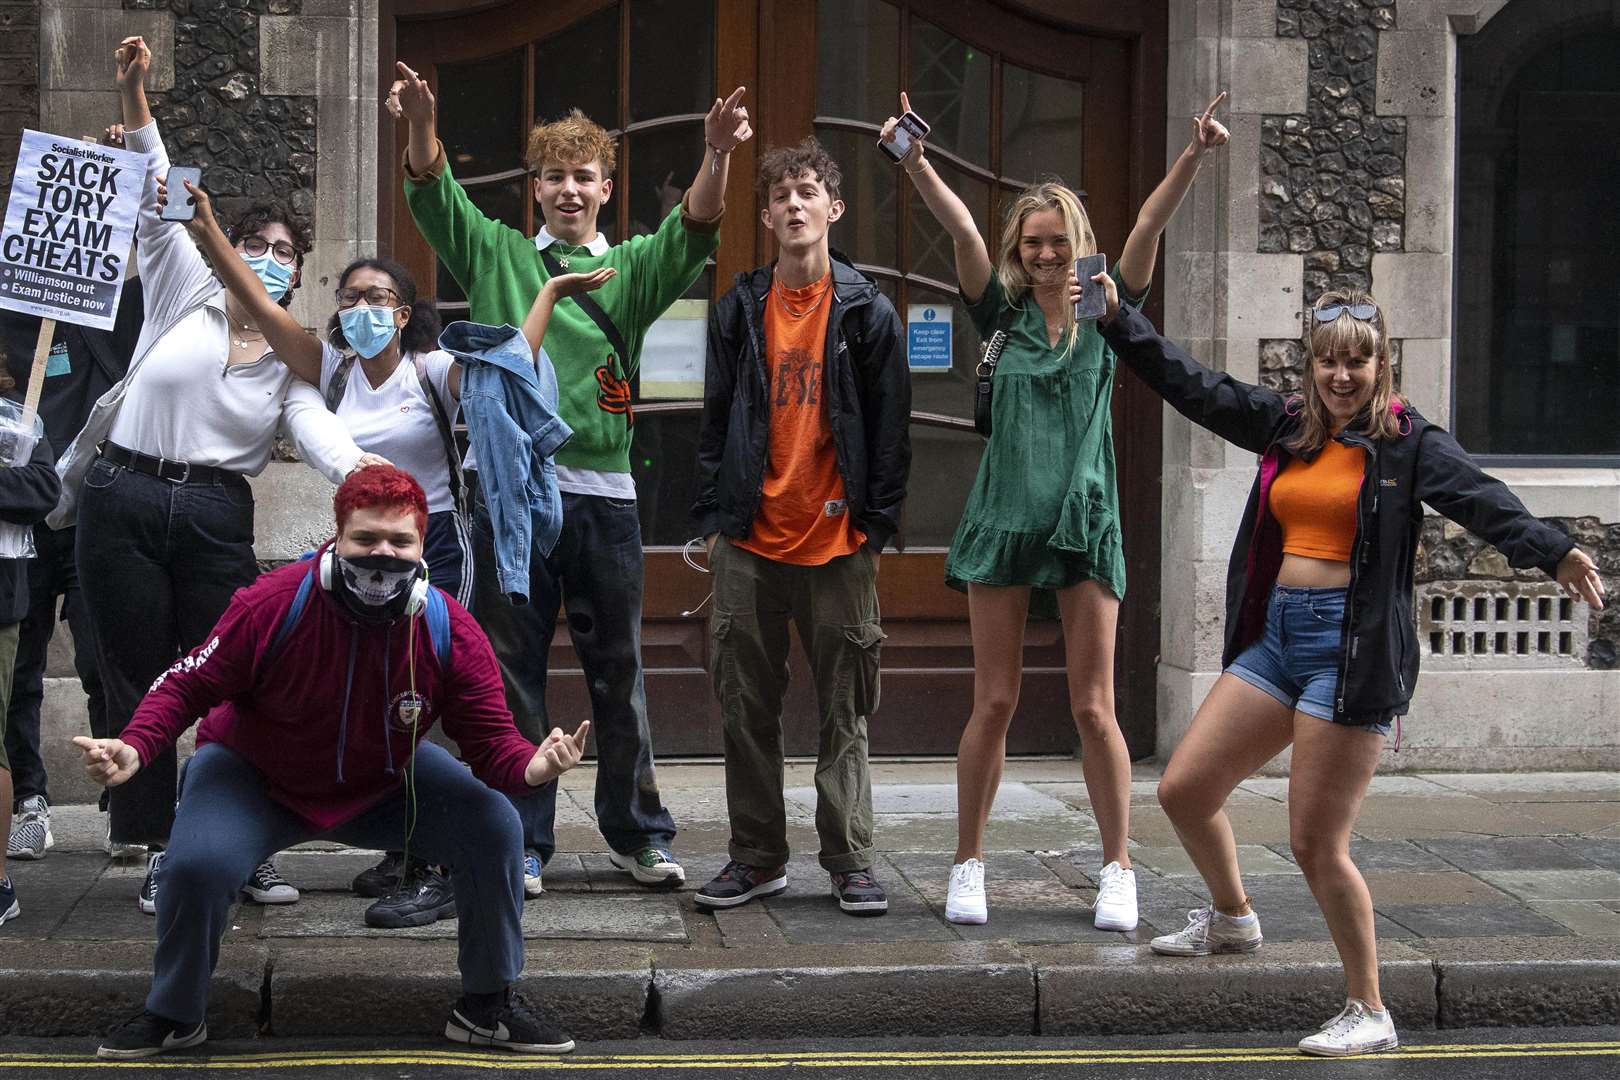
[0,875,18,925]
[523,850,543,898]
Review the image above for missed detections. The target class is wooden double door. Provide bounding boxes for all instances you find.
[380,0,1167,758]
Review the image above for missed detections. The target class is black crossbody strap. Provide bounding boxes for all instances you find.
[324,353,356,412]
[412,354,467,516]
[539,248,632,371]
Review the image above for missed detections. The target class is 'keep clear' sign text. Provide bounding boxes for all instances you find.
[0,129,144,331]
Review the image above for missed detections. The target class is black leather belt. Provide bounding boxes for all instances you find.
[99,442,247,487]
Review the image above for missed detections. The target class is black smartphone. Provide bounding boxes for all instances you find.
[879,111,931,162]
[160,166,201,221]
[1073,253,1108,321]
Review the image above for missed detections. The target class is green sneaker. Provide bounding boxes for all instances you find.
[608,846,685,887]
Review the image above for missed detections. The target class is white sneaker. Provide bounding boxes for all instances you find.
[103,820,147,860]
[944,858,987,924]
[1150,905,1264,956]
[522,850,544,898]
[1297,998,1399,1056]
[1093,861,1138,931]
[7,795,53,860]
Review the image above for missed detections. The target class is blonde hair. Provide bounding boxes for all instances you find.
[1288,288,1406,454]
[525,109,617,176]
[994,181,1097,350]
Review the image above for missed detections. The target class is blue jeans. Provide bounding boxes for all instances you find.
[148,741,525,1024]
[1227,585,1392,736]
[76,455,259,846]
[468,475,676,863]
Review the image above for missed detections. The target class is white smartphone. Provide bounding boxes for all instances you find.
[879,111,931,162]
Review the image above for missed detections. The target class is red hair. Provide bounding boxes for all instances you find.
[333,465,428,540]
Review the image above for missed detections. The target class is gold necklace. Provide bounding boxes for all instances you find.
[772,276,831,319]
[231,318,264,350]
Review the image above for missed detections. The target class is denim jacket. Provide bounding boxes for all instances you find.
[437,321,572,604]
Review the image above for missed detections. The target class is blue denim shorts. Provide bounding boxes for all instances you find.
[1227,585,1391,736]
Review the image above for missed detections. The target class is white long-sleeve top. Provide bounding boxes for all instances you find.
[51,119,360,526]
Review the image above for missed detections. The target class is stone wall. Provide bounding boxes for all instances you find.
[124,0,317,227]
[0,0,42,187]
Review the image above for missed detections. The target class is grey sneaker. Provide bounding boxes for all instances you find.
[1150,905,1263,956]
[6,795,52,860]
[1297,998,1399,1056]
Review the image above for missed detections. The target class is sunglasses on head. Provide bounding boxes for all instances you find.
[1313,302,1378,323]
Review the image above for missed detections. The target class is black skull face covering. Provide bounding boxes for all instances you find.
[333,553,422,623]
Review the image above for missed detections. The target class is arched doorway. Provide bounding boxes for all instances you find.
[377,0,1168,757]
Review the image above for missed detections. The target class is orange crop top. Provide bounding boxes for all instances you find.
[1268,439,1364,562]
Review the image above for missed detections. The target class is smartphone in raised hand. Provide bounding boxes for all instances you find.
[160,166,202,222]
[879,111,931,162]
[1073,253,1108,321]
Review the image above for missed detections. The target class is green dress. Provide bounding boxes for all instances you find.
[945,268,1146,613]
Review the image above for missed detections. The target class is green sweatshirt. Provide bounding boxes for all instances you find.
[404,153,719,473]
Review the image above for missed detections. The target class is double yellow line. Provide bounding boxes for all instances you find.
[2,1040,1618,1071]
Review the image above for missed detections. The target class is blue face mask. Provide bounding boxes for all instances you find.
[338,305,401,359]
[243,252,295,302]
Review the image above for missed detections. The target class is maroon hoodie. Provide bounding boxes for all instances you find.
[119,556,538,831]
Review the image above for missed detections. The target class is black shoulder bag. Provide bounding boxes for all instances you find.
[973,309,1015,438]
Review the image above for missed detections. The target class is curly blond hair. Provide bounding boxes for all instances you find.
[525,109,618,176]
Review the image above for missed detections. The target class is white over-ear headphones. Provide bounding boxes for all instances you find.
[318,548,431,616]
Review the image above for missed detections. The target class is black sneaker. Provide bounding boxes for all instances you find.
[97,1009,207,1059]
[137,851,164,915]
[352,851,405,899]
[0,875,17,926]
[445,989,574,1054]
[364,864,456,928]
[241,859,300,904]
[693,860,787,909]
[831,868,889,916]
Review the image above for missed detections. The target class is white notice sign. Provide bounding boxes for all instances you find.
[0,129,145,331]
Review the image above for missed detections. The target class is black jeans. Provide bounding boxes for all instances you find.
[468,474,676,863]
[76,455,257,847]
[4,523,106,805]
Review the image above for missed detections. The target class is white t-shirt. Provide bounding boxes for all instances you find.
[319,343,460,513]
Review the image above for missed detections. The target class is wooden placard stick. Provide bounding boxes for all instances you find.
[22,317,55,426]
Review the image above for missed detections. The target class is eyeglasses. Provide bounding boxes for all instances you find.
[1313,302,1379,324]
[334,286,403,309]
[240,235,299,266]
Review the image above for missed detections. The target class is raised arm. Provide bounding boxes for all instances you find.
[687,87,753,223]
[115,34,152,131]
[1117,91,1229,294]
[390,61,440,179]
[163,179,323,386]
[520,268,616,358]
[883,92,993,302]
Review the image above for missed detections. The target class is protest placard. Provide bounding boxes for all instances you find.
[0,129,144,334]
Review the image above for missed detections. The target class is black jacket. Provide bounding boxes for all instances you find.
[0,422,59,624]
[3,276,144,464]
[694,254,911,552]
[1101,305,1575,724]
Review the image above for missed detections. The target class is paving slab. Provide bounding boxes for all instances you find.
[0,852,109,938]
[256,892,688,941]
[1031,940,1437,1035]
[271,849,385,893]
[1474,868,1620,902]
[652,942,1034,1039]
[1421,936,1620,1028]
[1419,772,1620,801]
[1360,870,1517,906]
[1351,796,1558,839]
[884,849,1058,888]
[1553,837,1620,869]
[1134,843,1299,878]
[1515,802,1620,836]
[1529,900,1620,938]
[1380,903,1575,938]
[1415,836,1600,871]
[799,781,1074,816]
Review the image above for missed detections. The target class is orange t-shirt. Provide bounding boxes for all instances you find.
[1269,438,1364,562]
[735,272,866,565]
